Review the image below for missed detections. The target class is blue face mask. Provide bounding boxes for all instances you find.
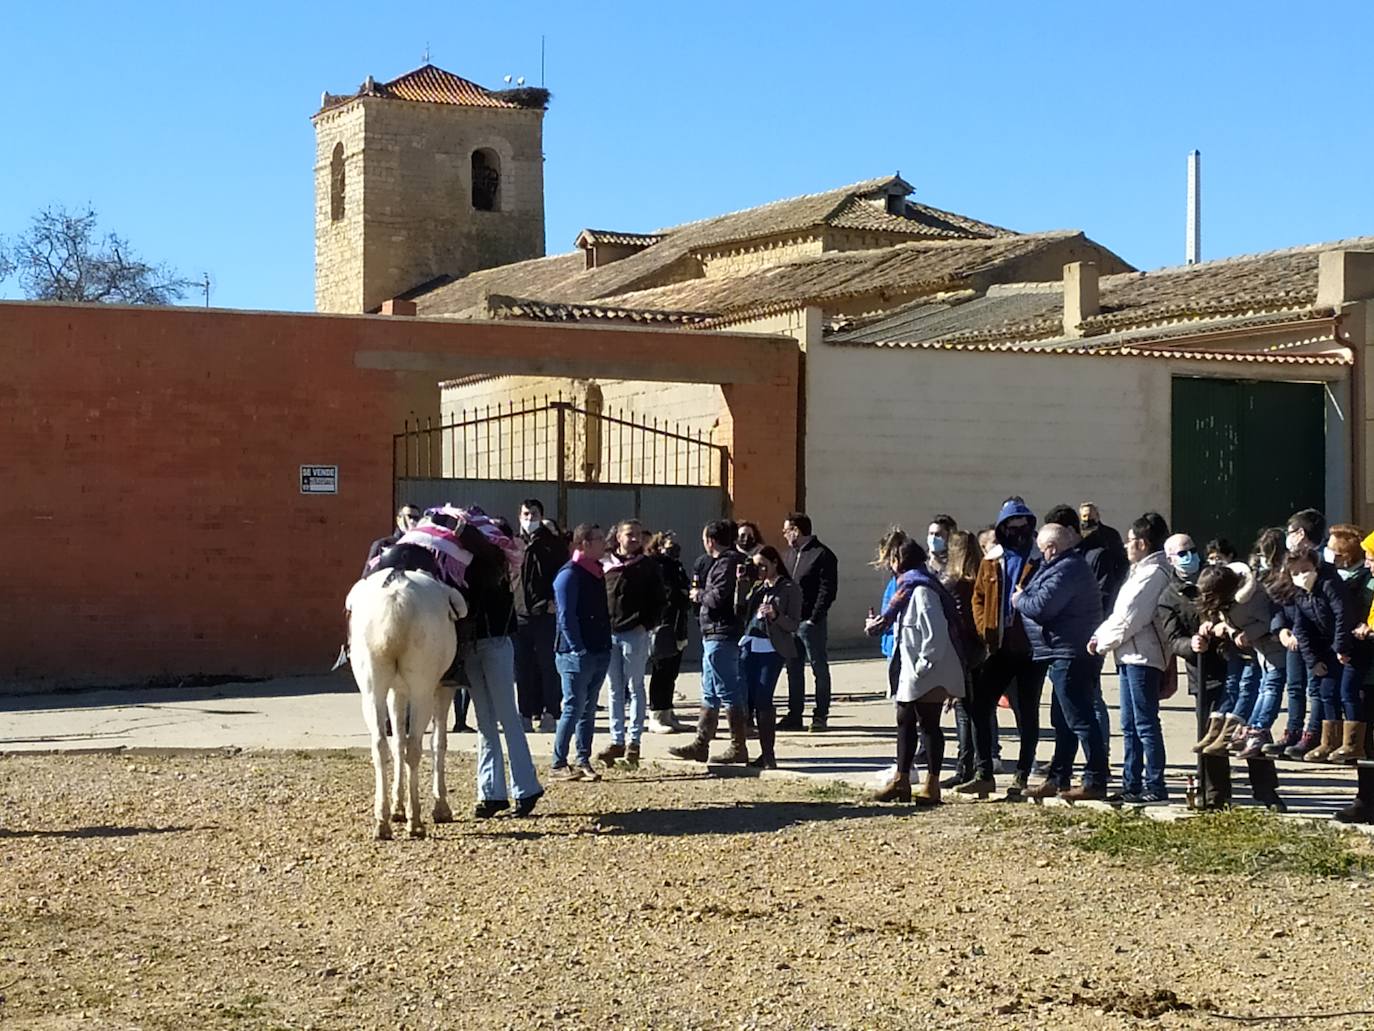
[1174,551,1202,580]
[927,535,947,555]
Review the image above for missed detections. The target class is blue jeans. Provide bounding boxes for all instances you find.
[462,637,542,802]
[743,647,786,711]
[1339,658,1368,720]
[1311,657,1341,723]
[607,626,650,745]
[1245,642,1287,732]
[1232,657,1261,724]
[1118,664,1167,797]
[1285,648,1309,733]
[552,650,610,768]
[1043,656,1108,790]
[702,638,744,710]
[785,617,831,720]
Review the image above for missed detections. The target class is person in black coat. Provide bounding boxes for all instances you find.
[779,512,839,731]
[645,531,692,733]
[513,499,570,730]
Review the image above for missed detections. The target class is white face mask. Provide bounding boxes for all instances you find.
[1322,546,1337,565]
[1293,570,1318,593]
[520,518,541,535]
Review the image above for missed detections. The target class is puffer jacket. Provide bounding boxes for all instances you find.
[1292,563,1355,668]
[1093,551,1172,669]
[1015,550,1103,662]
[1216,562,1275,644]
[699,549,744,641]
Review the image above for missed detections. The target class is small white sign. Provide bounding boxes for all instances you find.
[300,465,339,494]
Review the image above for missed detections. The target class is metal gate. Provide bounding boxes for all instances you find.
[1171,377,1326,550]
[394,398,731,535]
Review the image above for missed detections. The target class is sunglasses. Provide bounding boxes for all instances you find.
[1177,547,1197,558]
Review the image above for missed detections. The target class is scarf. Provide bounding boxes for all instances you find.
[368,524,473,587]
[426,504,523,579]
[572,550,605,578]
[880,567,968,672]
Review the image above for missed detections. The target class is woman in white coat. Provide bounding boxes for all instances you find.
[870,539,967,805]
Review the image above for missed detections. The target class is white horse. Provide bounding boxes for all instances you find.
[346,568,467,840]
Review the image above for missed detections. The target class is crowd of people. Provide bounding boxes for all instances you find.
[357,496,1374,826]
[862,500,1374,823]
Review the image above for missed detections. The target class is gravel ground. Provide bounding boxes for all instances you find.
[4,752,1374,1031]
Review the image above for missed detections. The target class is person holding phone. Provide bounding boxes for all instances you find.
[736,546,802,769]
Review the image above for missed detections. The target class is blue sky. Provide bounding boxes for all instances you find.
[4,1,1371,311]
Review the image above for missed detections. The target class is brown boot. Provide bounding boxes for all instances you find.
[870,770,911,802]
[1329,721,1366,764]
[595,742,626,768]
[1202,714,1243,756]
[711,706,750,764]
[911,773,942,806]
[668,709,718,762]
[1193,714,1225,753]
[1305,720,1342,763]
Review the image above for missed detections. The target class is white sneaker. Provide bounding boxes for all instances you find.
[646,710,678,734]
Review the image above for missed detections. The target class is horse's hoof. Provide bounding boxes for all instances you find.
[390,811,406,824]
[432,799,453,824]
[373,819,393,841]
[408,823,426,840]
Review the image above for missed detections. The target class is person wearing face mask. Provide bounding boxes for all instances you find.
[961,497,1043,797]
[1335,530,1374,822]
[1078,503,1129,612]
[1325,525,1371,763]
[1090,513,1172,803]
[513,498,571,733]
[1285,544,1355,764]
[927,514,957,577]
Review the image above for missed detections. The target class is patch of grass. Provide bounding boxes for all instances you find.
[978,806,1373,879]
[805,780,862,802]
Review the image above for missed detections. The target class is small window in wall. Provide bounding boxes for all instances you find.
[330,143,345,222]
[471,149,500,211]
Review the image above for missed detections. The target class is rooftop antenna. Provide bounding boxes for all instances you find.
[541,34,546,87]
[422,42,432,64]
[201,272,212,308]
[1186,149,1201,265]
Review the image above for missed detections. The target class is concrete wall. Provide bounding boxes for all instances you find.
[803,339,1350,645]
[314,98,546,313]
[0,304,796,689]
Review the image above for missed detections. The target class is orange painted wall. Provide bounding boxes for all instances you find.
[0,303,797,687]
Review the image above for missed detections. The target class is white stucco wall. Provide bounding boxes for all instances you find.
[803,340,1349,646]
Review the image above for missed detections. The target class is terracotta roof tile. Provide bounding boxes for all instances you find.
[318,64,547,114]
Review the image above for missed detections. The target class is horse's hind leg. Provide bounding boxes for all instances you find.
[432,685,456,823]
[354,655,393,840]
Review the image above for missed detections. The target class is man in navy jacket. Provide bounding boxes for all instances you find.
[1015,523,1107,801]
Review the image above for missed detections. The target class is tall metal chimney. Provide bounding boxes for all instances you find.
[1186,149,1201,265]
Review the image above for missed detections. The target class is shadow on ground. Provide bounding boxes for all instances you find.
[593,799,916,836]
[0,824,214,840]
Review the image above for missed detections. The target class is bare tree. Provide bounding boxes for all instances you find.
[3,206,196,304]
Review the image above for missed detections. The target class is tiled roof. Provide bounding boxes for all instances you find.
[481,295,713,326]
[575,230,664,248]
[837,336,1350,366]
[317,64,546,114]
[414,175,1030,316]
[829,235,1374,354]
[600,232,1097,322]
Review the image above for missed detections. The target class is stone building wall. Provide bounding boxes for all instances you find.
[314,98,546,313]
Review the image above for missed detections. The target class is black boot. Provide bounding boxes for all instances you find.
[1246,756,1284,812]
[749,706,778,769]
[1199,753,1232,810]
[1336,767,1374,824]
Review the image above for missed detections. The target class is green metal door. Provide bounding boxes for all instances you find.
[1171,377,1326,552]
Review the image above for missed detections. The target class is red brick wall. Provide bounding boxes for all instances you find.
[0,303,796,687]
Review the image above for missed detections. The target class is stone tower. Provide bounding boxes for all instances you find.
[312,65,548,313]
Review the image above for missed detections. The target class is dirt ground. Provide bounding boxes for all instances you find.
[4,753,1374,1031]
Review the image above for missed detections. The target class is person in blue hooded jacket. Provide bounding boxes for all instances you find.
[960,497,1043,797]
[1014,523,1107,800]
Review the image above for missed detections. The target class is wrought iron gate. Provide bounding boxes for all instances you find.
[394,398,731,533]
